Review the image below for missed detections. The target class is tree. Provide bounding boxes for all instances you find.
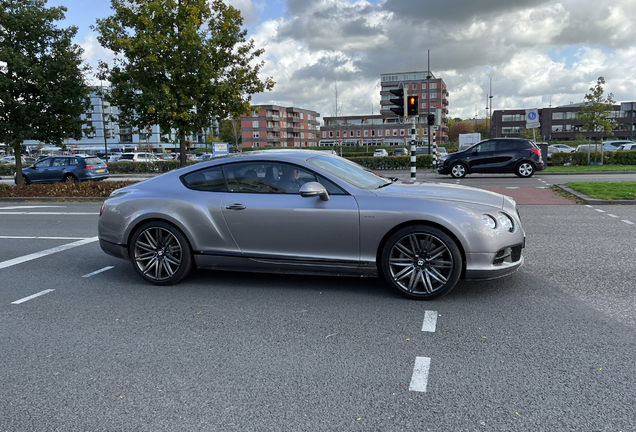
[0,0,91,185]
[520,126,539,140]
[94,0,274,166]
[473,120,490,139]
[218,116,242,151]
[447,121,474,143]
[578,76,615,143]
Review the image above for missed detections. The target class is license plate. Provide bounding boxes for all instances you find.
[96,169,104,173]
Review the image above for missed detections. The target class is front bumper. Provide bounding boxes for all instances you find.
[464,241,525,280]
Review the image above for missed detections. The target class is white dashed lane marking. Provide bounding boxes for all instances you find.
[421,310,438,332]
[82,266,115,278]
[0,237,98,269]
[409,357,432,392]
[585,205,634,225]
[622,220,635,225]
[595,209,606,213]
[11,289,55,304]
[608,214,618,218]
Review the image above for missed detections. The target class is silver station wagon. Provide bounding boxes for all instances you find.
[98,150,525,299]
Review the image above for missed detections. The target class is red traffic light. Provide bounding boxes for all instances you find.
[407,96,418,116]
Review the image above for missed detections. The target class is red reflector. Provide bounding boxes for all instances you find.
[531,149,540,157]
[100,203,105,216]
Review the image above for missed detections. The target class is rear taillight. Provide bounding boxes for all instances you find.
[530,149,540,157]
[99,203,105,216]
[85,165,94,170]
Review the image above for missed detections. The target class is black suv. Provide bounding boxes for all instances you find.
[437,138,545,178]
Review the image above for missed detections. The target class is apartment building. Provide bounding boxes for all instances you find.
[492,103,636,141]
[240,105,321,148]
[321,71,450,146]
[21,88,219,154]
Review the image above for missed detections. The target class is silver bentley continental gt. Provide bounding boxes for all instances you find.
[98,150,525,300]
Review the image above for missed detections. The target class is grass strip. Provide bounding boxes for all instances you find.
[544,165,636,172]
[566,181,636,200]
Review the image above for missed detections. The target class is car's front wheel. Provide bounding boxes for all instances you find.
[515,161,535,177]
[381,225,462,300]
[129,221,193,285]
[450,163,467,178]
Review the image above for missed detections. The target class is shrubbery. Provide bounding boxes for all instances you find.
[347,155,433,170]
[0,181,138,198]
[551,150,636,166]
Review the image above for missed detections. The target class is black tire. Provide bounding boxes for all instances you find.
[129,221,193,285]
[449,163,467,178]
[381,225,462,300]
[515,161,535,178]
[63,174,77,183]
[16,175,30,185]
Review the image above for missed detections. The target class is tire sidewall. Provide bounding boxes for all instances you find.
[381,224,463,300]
[450,162,467,178]
[129,220,194,285]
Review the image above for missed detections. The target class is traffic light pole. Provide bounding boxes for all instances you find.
[410,118,417,182]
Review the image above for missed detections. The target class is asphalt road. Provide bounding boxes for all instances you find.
[0,196,635,430]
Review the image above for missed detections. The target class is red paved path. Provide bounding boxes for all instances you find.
[480,187,577,205]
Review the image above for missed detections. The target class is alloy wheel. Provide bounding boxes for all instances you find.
[133,227,184,281]
[517,162,534,177]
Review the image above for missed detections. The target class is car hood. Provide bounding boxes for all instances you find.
[375,181,505,209]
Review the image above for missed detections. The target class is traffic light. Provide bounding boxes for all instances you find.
[427,113,435,125]
[407,96,418,116]
[389,88,405,117]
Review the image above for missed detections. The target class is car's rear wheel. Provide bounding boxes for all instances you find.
[450,163,467,178]
[63,174,77,183]
[381,225,462,300]
[129,221,193,285]
[515,161,535,177]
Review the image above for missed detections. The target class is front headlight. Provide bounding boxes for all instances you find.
[482,215,497,229]
[497,212,515,232]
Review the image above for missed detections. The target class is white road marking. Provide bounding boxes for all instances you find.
[595,209,606,213]
[585,205,594,208]
[421,310,438,332]
[535,187,548,189]
[0,236,87,240]
[608,214,618,218]
[0,205,65,210]
[11,289,55,304]
[505,187,519,189]
[82,266,115,278]
[0,212,98,215]
[0,237,98,270]
[622,220,635,225]
[409,357,431,392]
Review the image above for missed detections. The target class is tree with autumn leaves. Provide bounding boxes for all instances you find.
[94,0,274,166]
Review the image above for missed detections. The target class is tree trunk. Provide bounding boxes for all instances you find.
[12,144,24,186]
[179,132,187,167]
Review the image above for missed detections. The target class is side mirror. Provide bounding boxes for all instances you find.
[299,181,330,201]
[472,148,479,154]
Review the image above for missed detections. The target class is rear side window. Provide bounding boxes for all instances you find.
[182,166,226,192]
[498,141,519,151]
[68,158,79,166]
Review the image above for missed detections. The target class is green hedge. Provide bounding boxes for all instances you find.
[0,164,16,176]
[551,150,636,166]
[347,155,433,170]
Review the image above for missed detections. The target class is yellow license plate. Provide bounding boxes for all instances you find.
[96,169,104,173]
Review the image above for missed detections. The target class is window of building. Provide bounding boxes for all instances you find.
[393,129,397,136]
[552,112,563,120]
[252,121,259,128]
[336,131,340,137]
[253,131,259,138]
[378,130,383,137]
[364,130,368,137]
[431,92,437,99]
[322,131,326,138]
[329,131,333,138]
[421,103,426,109]
[356,130,361,137]
[501,126,521,134]
[400,129,405,136]
[430,83,437,89]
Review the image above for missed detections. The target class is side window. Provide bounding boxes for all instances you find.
[275,163,316,194]
[52,158,68,167]
[34,159,52,168]
[223,162,286,194]
[476,141,496,152]
[316,174,347,195]
[498,141,518,152]
[182,166,226,192]
[69,158,79,166]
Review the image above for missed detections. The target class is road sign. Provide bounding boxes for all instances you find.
[525,109,540,128]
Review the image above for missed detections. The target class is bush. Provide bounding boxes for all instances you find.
[0,181,138,198]
[0,164,17,176]
[106,160,198,174]
[346,155,432,170]
[608,150,636,165]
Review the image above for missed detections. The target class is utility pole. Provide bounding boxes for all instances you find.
[489,78,493,138]
[101,82,108,158]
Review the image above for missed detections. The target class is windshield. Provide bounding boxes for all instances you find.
[307,155,391,189]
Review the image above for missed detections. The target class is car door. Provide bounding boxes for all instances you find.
[220,161,360,265]
[27,158,53,182]
[466,140,498,172]
[49,157,70,182]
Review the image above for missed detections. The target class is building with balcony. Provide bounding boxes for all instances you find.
[321,71,450,146]
[240,105,320,148]
[492,103,636,141]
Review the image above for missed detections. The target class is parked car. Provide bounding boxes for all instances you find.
[16,155,108,184]
[616,143,636,150]
[98,150,526,300]
[436,147,448,156]
[575,144,605,152]
[0,155,26,164]
[392,148,408,156]
[601,140,635,151]
[117,152,160,162]
[373,149,388,157]
[549,144,575,153]
[195,153,214,161]
[436,138,545,178]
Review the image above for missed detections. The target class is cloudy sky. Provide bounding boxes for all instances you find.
[46,0,636,122]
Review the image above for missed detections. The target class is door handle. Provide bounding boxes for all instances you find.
[225,204,246,210]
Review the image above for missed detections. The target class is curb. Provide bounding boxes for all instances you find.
[552,184,636,205]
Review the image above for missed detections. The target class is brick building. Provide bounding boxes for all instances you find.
[240,105,320,148]
[321,70,450,147]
